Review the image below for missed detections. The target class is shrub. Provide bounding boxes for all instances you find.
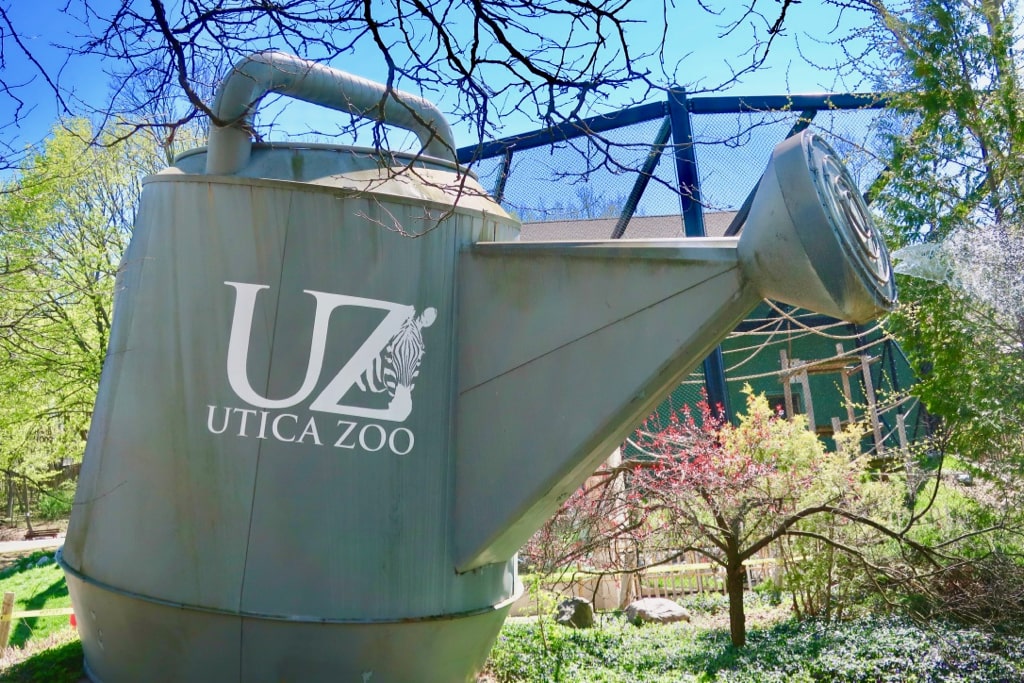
[35,481,75,521]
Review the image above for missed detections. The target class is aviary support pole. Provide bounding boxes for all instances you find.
[669,89,733,421]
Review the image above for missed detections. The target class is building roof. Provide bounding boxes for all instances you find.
[520,211,737,241]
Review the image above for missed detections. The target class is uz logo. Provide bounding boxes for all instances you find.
[224,282,435,423]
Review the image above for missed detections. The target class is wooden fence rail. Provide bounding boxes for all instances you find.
[638,555,781,599]
[0,591,75,652]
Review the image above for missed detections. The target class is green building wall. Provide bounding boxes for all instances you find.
[637,303,927,458]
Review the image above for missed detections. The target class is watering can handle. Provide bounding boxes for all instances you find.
[205,51,456,174]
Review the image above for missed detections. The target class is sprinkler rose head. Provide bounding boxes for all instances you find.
[738,131,896,324]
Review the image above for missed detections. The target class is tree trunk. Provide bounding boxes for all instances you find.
[20,478,32,532]
[726,558,747,647]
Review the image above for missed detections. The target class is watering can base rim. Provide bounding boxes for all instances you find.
[69,573,511,683]
[61,554,522,624]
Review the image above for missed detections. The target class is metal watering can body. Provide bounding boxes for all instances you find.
[60,52,895,682]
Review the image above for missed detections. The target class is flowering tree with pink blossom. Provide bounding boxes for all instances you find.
[631,388,890,645]
[524,387,918,647]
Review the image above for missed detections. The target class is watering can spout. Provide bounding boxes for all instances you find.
[452,130,896,572]
[736,132,896,324]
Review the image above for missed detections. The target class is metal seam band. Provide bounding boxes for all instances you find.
[58,551,521,625]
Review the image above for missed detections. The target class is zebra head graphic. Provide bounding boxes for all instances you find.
[357,307,437,413]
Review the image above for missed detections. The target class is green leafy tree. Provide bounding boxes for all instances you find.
[856,0,1024,471]
[0,120,163,477]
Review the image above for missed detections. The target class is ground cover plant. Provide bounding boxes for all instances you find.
[484,613,1024,682]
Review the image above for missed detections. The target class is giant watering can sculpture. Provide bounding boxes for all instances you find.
[60,52,896,682]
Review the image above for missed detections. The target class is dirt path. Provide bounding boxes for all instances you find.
[0,536,63,573]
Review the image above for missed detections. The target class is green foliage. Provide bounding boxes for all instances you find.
[774,429,906,621]
[678,592,731,616]
[678,591,779,615]
[898,471,1024,626]
[868,0,1024,469]
[887,281,1024,469]
[485,616,1024,682]
[0,120,163,476]
[35,482,76,522]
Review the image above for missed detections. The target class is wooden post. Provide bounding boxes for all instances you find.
[841,368,857,422]
[780,350,795,418]
[799,368,815,432]
[837,343,856,423]
[897,412,908,451]
[861,355,884,455]
[0,591,14,651]
[780,350,815,430]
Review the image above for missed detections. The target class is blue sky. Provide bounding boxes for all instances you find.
[1,1,877,156]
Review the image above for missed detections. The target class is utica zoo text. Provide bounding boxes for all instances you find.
[205,405,415,455]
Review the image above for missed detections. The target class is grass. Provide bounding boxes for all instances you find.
[0,630,81,683]
[0,551,73,649]
[0,549,82,682]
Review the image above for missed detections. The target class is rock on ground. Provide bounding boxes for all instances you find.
[624,597,690,625]
[554,597,595,628]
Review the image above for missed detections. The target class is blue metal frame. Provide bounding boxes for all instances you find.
[611,116,672,239]
[456,93,886,164]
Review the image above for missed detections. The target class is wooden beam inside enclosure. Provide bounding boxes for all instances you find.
[897,412,908,451]
[837,343,857,424]
[781,349,796,421]
[779,350,816,431]
[779,347,887,453]
[859,354,884,454]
